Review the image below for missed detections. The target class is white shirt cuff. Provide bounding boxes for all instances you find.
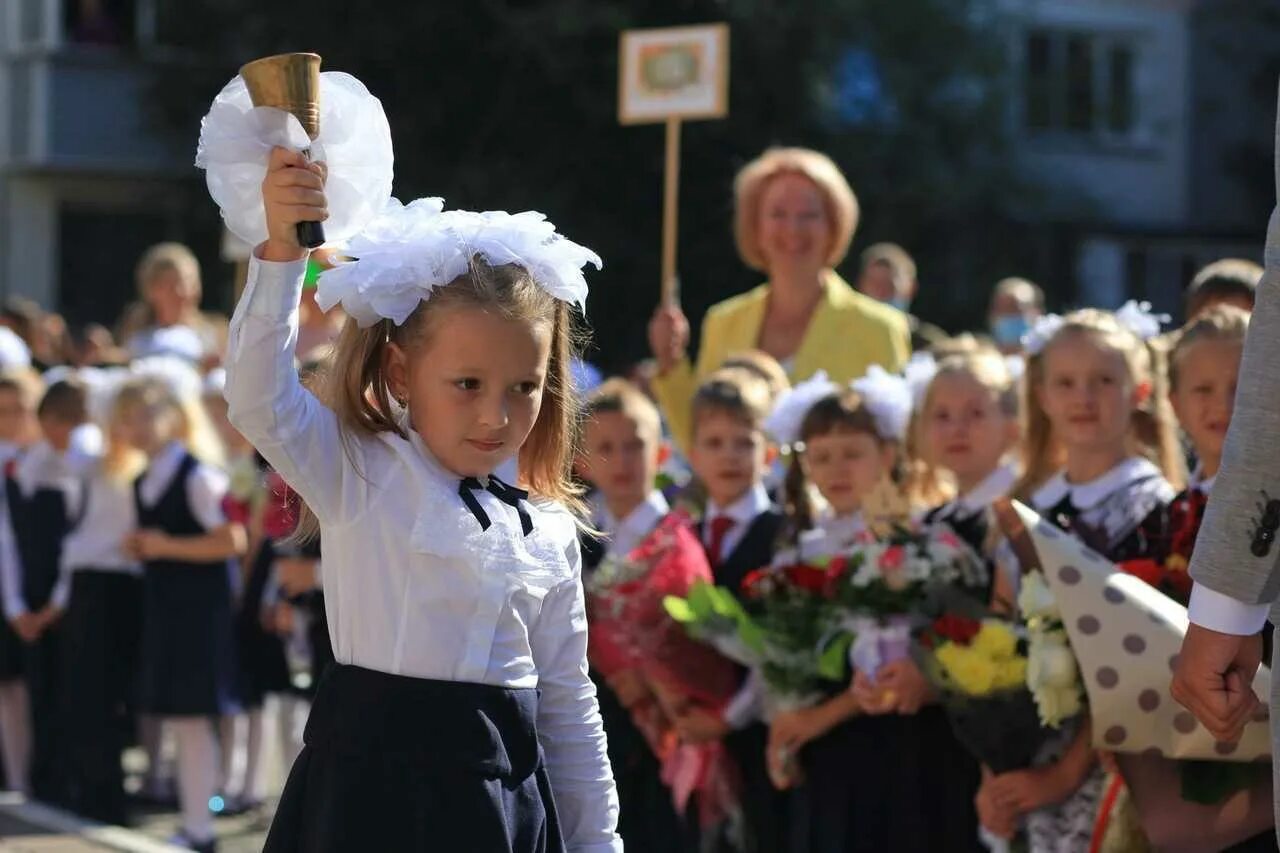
[1188,583,1270,636]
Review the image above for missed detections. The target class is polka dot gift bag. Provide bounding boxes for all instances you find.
[1011,501,1275,851]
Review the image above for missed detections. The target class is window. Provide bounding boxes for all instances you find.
[1021,29,1139,140]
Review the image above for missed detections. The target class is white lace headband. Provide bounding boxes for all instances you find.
[315,197,602,327]
[1021,300,1168,356]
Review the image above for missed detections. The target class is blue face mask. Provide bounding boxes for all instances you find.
[990,314,1032,346]
[887,296,911,312]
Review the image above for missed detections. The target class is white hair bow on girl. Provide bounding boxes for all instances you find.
[903,351,938,408]
[851,365,913,442]
[1021,314,1064,357]
[315,197,602,327]
[1113,300,1169,341]
[196,71,394,246]
[763,370,837,448]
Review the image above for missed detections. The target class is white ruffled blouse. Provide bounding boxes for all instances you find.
[225,255,620,853]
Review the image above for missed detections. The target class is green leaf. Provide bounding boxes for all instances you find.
[817,633,854,681]
[663,596,695,624]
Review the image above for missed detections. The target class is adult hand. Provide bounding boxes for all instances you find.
[647,303,689,374]
[1171,623,1264,742]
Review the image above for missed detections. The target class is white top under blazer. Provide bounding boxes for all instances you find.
[224,255,620,852]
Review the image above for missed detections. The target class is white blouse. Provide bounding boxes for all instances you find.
[225,256,620,853]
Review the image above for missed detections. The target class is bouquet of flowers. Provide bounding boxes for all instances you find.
[826,518,989,676]
[664,557,851,716]
[917,612,1052,773]
[584,512,742,828]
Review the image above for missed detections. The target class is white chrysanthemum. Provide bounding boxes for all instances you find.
[850,365,913,441]
[316,198,601,327]
[1017,570,1059,621]
[763,370,837,447]
[196,71,394,246]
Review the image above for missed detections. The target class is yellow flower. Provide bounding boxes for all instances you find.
[937,643,998,696]
[971,621,1018,660]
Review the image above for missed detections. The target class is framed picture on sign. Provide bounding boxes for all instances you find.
[618,23,729,125]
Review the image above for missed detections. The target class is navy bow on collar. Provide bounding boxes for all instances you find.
[458,475,534,536]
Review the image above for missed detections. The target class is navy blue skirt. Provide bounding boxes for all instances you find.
[264,664,565,853]
[137,563,239,716]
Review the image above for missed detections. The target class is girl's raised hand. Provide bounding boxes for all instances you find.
[260,147,328,262]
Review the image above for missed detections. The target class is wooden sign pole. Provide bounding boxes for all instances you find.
[618,23,728,305]
[661,117,682,306]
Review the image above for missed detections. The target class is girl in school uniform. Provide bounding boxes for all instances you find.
[228,150,619,851]
[918,349,1022,585]
[52,371,146,825]
[0,368,42,795]
[2,378,98,805]
[114,374,245,853]
[765,368,986,853]
[979,306,1182,853]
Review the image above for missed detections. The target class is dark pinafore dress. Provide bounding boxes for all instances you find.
[133,453,239,717]
[263,664,566,853]
[5,476,70,803]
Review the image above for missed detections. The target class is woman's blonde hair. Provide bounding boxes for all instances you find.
[1014,309,1184,499]
[136,242,202,301]
[296,257,583,540]
[733,147,859,272]
[110,376,226,472]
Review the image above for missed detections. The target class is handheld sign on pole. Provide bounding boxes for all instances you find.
[619,24,729,306]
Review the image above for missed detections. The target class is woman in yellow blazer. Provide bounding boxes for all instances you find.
[649,147,911,450]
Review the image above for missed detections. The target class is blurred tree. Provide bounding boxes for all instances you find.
[151,0,1044,370]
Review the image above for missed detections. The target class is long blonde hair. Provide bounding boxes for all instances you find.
[296,257,583,541]
[915,348,1019,500]
[110,376,225,471]
[1014,309,1184,498]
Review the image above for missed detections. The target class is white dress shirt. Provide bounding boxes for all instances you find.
[775,510,867,566]
[225,255,620,852]
[1185,467,1270,636]
[703,482,773,560]
[43,447,144,611]
[935,462,1017,521]
[0,439,90,618]
[599,490,669,559]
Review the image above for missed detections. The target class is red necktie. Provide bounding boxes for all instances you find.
[707,515,737,569]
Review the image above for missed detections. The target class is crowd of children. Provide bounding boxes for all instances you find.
[0,163,1268,853]
[573,257,1268,852]
[0,243,336,853]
